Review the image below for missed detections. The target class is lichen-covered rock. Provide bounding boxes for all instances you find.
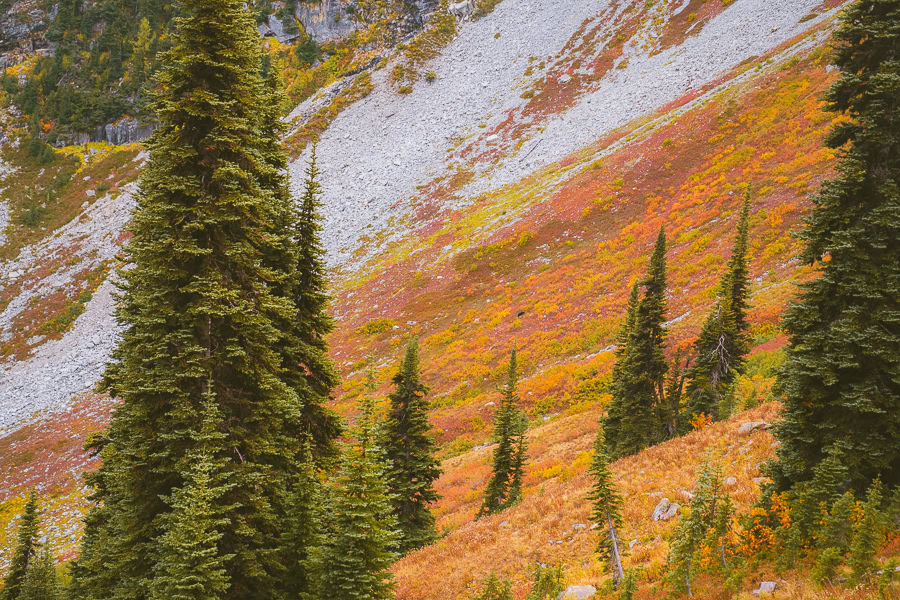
[557,585,596,600]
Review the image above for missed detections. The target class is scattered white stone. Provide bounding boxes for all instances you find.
[753,581,777,596]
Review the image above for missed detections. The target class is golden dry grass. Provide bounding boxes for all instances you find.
[395,404,783,599]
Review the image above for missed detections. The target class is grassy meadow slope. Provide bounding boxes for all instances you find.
[4,0,896,595]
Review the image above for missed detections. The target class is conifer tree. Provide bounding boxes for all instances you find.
[849,478,886,582]
[149,392,235,600]
[770,0,900,494]
[474,573,513,600]
[1,490,41,600]
[479,349,528,518]
[380,338,442,554]
[603,282,639,457]
[69,1,317,597]
[605,228,669,457]
[282,144,343,459]
[19,546,62,600]
[280,437,321,600]
[684,193,752,424]
[310,390,400,600]
[587,434,625,585]
[667,459,731,597]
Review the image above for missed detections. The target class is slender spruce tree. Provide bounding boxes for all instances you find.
[280,437,321,600]
[149,392,236,600]
[1,490,41,600]
[310,392,400,600]
[69,1,318,597]
[19,546,62,600]
[587,434,625,586]
[380,338,442,554]
[282,144,343,459]
[684,192,752,424]
[770,0,900,495]
[605,228,669,457]
[479,349,529,518]
[603,282,639,457]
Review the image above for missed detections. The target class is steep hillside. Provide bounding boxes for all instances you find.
[1,0,885,594]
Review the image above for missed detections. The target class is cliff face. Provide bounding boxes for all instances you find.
[0,0,854,587]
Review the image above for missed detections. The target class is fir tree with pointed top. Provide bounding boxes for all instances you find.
[19,546,62,600]
[310,391,400,600]
[280,437,322,600]
[770,0,900,495]
[149,391,236,600]
[479,349,528,518]
[850,478,886,582]
[380,338,442,554]
[1,490,41,600]
[587,433,625,586]
[684,192,752,425]
[603,282,640,457]
[69,0,319,597]
[606,228,669,457]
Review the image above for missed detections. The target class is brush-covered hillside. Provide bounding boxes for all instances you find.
[1,0,898,598]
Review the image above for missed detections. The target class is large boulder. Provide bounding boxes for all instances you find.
[753,581,777,595]
[652,497,681,521]
[738,421,770,435]
[557,585,596,600]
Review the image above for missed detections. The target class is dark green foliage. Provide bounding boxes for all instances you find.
[618,571,637,600]
[309,393,400,600]
[287,145,343,459]
[479,349,529,518]
[587,434,625,584]
[148,393,236,600]
[69,1,324,598]
[605,228,670,458]
[280,438,321,600]
[684,192,752,425]
[1,490,41,600]
[525,564,564,600]
[770,0,900,497]
[473,573,513,600]
[666,460,734,597]
[20,546,62,600]
[380,339,442,554]
[849,478,886,582]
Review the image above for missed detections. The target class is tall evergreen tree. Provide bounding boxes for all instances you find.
[605,228,669,457]
[603,282,639,457]
[770,0,900,495]
[587,434,625,586]
[310,392,400,600]
[1,490,41,600]
[380,338,442,554]
[684,192,752,424]
[69,1,318,597]
[19,546,62,600]
[149,392,236,600]
[281,144,343,459]
[479,349,529,518]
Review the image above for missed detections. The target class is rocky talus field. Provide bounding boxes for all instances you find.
[0,0,876,597]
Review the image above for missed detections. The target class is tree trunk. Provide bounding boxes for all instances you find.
[607,513,625,586]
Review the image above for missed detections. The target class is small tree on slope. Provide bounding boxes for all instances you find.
[684,191,752,424]
[605,228,670,457]
[1,490,41,600]
[149,391,236,600]
[770,0,900,496]
[587,433,626,586]
[479,349,529,518]
[310,391,400,600]
[380,338,442,554]
[280,437,322,600]
[20,546,62,600]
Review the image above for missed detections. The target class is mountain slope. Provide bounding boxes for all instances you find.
[0,0,868,589]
